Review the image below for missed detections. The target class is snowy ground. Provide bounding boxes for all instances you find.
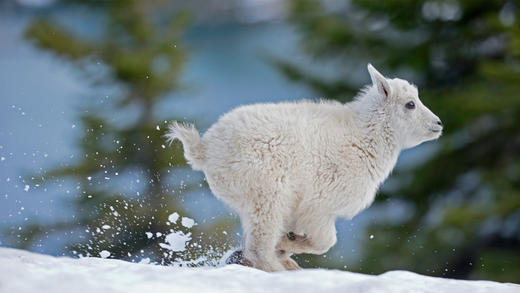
[0,247,518,293]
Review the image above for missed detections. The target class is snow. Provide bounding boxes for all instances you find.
[99,250,110,259]
[158,231,192,252]
[181,216,195,228]
[168,212,180,223]
[0,247,517,293]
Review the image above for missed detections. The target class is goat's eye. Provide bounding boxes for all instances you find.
[405,101,415,110]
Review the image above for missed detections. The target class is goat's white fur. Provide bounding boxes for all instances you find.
[166,64,442,272]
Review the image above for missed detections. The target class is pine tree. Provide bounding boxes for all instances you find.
[280,0,520,282]
[19,0,235,263]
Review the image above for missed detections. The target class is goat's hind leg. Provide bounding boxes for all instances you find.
[242,200,287,272]
[226,233,298,270]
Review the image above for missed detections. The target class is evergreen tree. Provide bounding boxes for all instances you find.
[279,0,520,282]
[19,0,234,263]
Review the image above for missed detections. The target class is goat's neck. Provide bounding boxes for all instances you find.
[349,101,401,184]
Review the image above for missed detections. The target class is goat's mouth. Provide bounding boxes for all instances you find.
[429,126,443,133]
[428,127,443,138]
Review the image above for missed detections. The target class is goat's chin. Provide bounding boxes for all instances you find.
[403,133,441,150]
[420,132,442,146]
[422,129,443,142]
[429,130,442,140]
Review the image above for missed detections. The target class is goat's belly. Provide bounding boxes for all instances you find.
[333,187,377,219]
[292,167,378,220]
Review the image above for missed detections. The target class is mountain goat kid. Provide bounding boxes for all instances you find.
[166,64,443,272]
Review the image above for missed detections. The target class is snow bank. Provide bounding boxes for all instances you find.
[0,247,517,293]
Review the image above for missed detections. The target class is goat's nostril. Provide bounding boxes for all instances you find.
[437,120,443,127]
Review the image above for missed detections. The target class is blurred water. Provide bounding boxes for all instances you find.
[156,23,312,124]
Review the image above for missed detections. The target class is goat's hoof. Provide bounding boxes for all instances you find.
[225,250,253,267]
[287,231,307,241]
[282,257,302,270]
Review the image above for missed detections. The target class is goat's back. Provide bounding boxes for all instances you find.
[200,100,356,188]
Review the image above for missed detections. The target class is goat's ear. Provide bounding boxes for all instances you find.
[367,63,392,100]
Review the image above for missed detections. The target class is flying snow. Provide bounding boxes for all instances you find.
[181,217,195,228]
[168,212,179,223]
[159,231,191,252]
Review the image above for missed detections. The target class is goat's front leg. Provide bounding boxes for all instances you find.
[276,232,309,270]
[277,216,337,255]
[276,249,301,270]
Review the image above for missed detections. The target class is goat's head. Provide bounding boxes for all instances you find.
[367,64,442,149]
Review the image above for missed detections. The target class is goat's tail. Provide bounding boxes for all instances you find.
[165,121,206,171]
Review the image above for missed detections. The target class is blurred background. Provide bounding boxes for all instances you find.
[1,0,519,282]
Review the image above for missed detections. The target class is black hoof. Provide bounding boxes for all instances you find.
[226,250,244,265]
[225,250,253,267]
[287,232,296,241]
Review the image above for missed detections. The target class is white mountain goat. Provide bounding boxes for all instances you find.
[166,64,443,272]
